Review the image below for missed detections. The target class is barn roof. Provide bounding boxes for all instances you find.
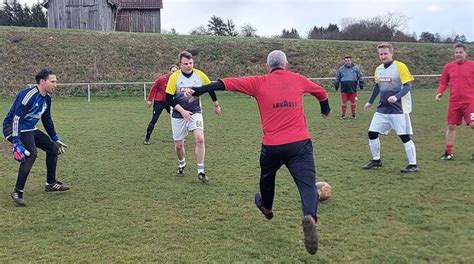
[41,0,163,10]
[115,0,163,9]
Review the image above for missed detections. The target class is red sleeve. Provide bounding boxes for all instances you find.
[301,75,328,101]
[436,64,450,95]
[221,76,263,97]
[147,78,161,101]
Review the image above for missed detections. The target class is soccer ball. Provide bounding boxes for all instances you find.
[316,181,332,202]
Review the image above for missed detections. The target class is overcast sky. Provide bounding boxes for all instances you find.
[18,0,474,40]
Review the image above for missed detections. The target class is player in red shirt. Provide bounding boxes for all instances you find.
[185,50,331,255]
[435,42,474,161]
[143,65,178,145]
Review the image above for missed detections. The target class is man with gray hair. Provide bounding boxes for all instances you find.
[185,50,331,255]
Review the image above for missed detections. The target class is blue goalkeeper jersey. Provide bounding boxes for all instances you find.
[2,85,57,142]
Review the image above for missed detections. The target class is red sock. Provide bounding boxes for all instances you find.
[341,105,347,116]
[446,145,453,155]
[351,104,356,116]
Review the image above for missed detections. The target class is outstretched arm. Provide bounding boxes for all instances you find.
[189,81,226,97]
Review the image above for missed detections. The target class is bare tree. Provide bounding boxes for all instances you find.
[190,26,209,35]
[240,23,258,37]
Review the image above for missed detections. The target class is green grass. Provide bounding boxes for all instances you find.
[0,89,473,262]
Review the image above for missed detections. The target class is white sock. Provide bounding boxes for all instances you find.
[404,140,417,165]
[178,158,186,168]
[197,163,205,174]
[369,138,381,160]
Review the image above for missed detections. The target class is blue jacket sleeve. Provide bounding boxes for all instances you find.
[11,96,28,143]
[41,96,58,140]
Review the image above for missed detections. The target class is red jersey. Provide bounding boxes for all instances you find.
[437,60,474,103]
[222,69,328,146]
[147,74,170,102]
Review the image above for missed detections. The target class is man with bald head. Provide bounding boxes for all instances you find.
[185,50,331,255]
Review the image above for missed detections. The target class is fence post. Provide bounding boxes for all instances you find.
[143,83,147,101]
[87,84,91,102]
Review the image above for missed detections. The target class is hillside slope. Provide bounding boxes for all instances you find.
[0,26,462,95]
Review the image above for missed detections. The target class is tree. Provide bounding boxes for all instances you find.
[419,32,436,42]
[453,34,467,43]
[280,28,300,39]
[240,23,258,37]
[30,3,46,27]
[207,15,227,36]
[190,26,210,35]
[224,19,237,36]
[0,0,46,27]
[206,15,237,36]
[308,23,339,39]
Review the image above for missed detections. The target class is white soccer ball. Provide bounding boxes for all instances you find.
[316,181,332,202]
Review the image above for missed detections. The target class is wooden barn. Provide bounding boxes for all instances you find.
[41,0,163,33]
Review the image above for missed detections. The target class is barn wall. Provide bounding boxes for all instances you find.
[47,0,114,31]
[115,10,161,33]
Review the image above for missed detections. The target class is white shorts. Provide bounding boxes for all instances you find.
[368,112,413,135]
[171,113,204,141]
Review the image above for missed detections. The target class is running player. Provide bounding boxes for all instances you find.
[165,51,221,182]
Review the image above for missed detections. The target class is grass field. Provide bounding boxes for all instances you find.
[0,89,473,262]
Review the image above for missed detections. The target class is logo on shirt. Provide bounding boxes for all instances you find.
[378,77,392,82]
[273,100,297,109]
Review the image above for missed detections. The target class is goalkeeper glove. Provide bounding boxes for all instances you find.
[55,140,68,154]
[12,142,30,162]
[52,135,68,154]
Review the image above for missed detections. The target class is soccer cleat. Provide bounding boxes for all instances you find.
[302,215,318,255]
[45,181,70,192]
[177,166,185,177]
[400,164,418,173]
[363,159,382,169]
[197,172,208,183]
[351,115,357,119]
[440,152,453,160]
[143,140,150,145]
[254,192,273,220]
[10,188,25,206]
[339,115,346,120]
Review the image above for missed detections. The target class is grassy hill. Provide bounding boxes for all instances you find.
[0,26,464,95]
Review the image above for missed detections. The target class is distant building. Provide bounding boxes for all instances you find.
[41,0,163,33]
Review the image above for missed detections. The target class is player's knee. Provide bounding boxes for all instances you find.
[368,131,379,140]
[195,135,205,145]
[469,122,474,129]
[27,149,38,159]
[448,124,457,130]
[48,143,59,156]
[174,140,185,150]
[399,134,411,143]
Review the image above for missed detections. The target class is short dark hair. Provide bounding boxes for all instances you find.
[344,56,352,59]
[178,51,193,63]
[35,68,54,84]
[454,42,467,52]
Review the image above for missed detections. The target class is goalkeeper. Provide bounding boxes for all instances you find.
[3,69,70,206]
[185,50,330,255]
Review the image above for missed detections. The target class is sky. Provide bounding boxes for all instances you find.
[18,0,474,41]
